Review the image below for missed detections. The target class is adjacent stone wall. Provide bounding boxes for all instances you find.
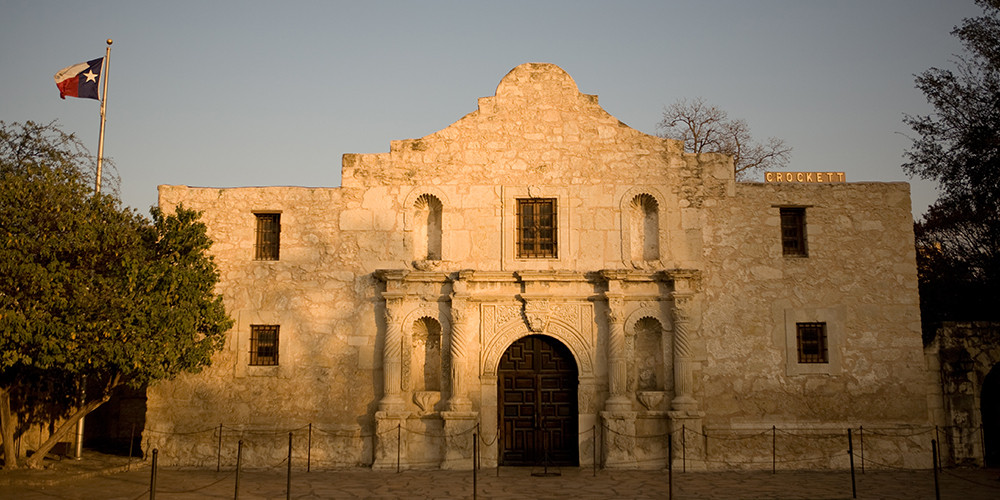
[146,186,377,467]
[933,322,1000,466]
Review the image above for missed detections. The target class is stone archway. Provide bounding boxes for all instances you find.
[982,364,1000,467]
[497,335,579,466]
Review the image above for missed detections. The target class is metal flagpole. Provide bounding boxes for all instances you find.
[75,39,113,460]
[95,39,112,194]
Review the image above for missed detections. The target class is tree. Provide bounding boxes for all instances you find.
[0,121,233,468]
[657,97,792,180]
[903,0,1000,339]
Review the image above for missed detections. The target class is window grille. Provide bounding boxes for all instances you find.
[780,207,807,256]
[516,198,557,258]
[250,325,279,366]
[796,322,828,363]
[255,213,280,260]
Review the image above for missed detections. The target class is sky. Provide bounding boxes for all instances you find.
[0,0,984,218]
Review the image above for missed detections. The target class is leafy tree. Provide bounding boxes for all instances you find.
[903,0,1000,340]
[0,121,232,468]
[657,97,792,180]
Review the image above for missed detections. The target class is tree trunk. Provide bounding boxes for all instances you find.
[23,394,111,469]
[0,387,18,469]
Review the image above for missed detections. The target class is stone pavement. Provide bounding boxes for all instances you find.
[4,456,1000,500]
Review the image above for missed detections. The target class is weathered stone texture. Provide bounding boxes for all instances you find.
[145,63,933,470]
[933,322,1000,466]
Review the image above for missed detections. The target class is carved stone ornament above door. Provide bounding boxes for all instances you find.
[522,298,550,333]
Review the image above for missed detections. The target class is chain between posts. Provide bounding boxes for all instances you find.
[142,422,976,474]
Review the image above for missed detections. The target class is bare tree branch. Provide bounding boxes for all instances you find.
[657,98,791,180]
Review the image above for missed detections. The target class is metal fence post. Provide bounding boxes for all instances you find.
[848,429,857,499]
[932,439,941,500]
[217,423,223,472]
[149,449,158,500]
[307,423,312,473]
[935,425,942,469]
[772,425,776,474]
[667,433,673,500]
[234,440,243,500]
[286,432,292,500]
[473,432,478,500]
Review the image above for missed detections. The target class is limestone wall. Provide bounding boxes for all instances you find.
[147,186,377,466]
[695,181,930,467]
[144,63,934,470]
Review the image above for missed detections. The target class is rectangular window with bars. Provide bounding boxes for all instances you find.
[250,325,279,366]
[516,198,557,259]
[780,207,807,257]
[796,322,828,363]
[254,213,281,260]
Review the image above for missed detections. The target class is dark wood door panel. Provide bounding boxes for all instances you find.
[498,335,578,466]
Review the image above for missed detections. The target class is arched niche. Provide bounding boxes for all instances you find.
[619,187,668,268]
[400,305,450,395]
[403,188,450,263]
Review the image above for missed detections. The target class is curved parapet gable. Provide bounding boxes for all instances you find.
[342,63,702,189]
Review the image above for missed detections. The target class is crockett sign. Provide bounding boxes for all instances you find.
[765,172,846,183]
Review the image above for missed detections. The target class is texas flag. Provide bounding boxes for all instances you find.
[54,58,103,100]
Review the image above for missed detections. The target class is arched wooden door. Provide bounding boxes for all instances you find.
[498,335,578,466]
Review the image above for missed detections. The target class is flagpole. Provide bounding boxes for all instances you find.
[76,39,112,460]
[95,39,112,194]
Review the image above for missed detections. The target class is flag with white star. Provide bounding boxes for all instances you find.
[54,57,103,100]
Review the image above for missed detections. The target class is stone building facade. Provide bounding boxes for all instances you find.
[930,322,1000,466]
[145,63,934,470]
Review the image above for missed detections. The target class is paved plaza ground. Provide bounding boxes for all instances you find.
[3,453,1000,499]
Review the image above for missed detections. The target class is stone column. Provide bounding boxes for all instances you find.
[665,271,706,468]
[605,296,631,412]
[447,298,473,411]
[670,295,698,411]
[602,292,637,468]
[380,296,406,413]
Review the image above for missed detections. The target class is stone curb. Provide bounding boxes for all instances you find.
[0,460,148,488]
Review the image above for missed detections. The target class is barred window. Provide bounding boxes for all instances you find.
[255,213,281,260]
[516,198,557,258]
[250,325,279,366]
[796,322,827,363]
[780,207,807,257]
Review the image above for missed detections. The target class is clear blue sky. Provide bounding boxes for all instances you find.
[0,0,982,217]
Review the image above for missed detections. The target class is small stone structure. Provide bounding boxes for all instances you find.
[145,63,935,470]
[930,322,1000,466]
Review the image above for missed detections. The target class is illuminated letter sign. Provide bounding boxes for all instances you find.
[765,172,846,183]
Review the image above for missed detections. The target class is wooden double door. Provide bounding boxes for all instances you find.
[498,335,579,466]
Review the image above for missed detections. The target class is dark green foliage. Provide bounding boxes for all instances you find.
[904,1,1000,342]
[0,121,232,467]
